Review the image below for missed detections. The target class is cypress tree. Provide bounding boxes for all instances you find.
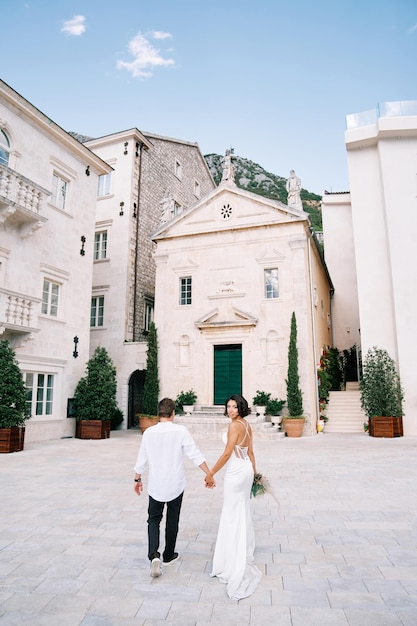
[142,322,160,415]
[286,312,304,416]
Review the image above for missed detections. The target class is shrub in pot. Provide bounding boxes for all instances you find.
[73,346,118,439]
[0,340,31,452]
[360,346,404,437]
[176,389,197,414]
[252,390,271,415]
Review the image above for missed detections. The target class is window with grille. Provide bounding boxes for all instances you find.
[264,268,279,299]
[51,173,67,210]
[94,231,107,260]
[180,277,192,305]
[42,279,59,316]
[0,129,10,166]
[25,372,54,416]
[98,173,111,196]
[144,301,154,332]
[91,296,104,326]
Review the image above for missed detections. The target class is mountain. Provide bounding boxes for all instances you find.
[204,153,323,232]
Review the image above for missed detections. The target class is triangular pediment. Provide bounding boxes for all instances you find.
[195,305,258,330]
[152,183,308,241]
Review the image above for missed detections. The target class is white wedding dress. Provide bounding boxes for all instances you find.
[210,427,262,600]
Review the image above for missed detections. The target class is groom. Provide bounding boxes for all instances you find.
[133,397,214,577]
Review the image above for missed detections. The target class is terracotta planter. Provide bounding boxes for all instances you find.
[137,415,159,433]
[282,418,305,438]
[369,416,403,438]
[75,420,111,439]
[0,427,25,453]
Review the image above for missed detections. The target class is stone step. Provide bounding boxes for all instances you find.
[325,390,366,433]
[174,412,285,440]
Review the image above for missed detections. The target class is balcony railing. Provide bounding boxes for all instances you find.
[0,165,49,236]
[346,100,417,130]
[0,288,41,340]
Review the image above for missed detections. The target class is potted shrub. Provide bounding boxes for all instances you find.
[265,397,286,424]
[252,390,271,416]
[0,340,31,453]
[283,312,305,437]
[360,346,404,437]
[138,322,160,433]
[73,347,118,439]
[176,389,197,415]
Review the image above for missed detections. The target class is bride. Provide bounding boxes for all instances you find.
[205,394,262,601]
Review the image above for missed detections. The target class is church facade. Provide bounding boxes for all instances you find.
[153,160,333,435]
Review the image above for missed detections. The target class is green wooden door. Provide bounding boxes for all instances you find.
[214,345,242,405]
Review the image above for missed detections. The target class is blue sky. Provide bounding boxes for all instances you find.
[2,0,416,195]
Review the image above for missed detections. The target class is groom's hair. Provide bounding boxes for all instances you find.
[158,397,175,417]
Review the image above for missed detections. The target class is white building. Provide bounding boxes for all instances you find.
[153,162,333,435]
[0,80,111,442]
[322,101,417,435]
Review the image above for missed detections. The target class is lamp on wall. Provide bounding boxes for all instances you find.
[119,201,124,216]
[133,202,137,218]
[124,142,128,155]
[135,142,140,157]
[80,235,86,256]
[73,336,79,358]
[85,165,90,176]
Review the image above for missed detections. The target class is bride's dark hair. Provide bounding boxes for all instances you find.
[224,394,250,417]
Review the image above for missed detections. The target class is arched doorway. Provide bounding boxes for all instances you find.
[128,369,146,428]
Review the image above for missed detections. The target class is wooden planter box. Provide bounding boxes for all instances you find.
[369,416,403,438]
[75,420,111,439]
[0,427,25,453]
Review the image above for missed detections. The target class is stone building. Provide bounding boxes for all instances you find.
[153,158,333,435]
[0,79,111,442]
[84,131,216,427]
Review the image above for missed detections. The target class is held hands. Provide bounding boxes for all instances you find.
[205,473,216,489]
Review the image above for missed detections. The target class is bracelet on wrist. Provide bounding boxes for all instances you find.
[134,478,141,483]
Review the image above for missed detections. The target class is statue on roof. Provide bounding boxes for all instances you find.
[221,148,235,183]
[286,170,303,211]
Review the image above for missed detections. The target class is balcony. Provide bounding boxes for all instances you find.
[0,288,41,345]
[0,165,49,238]
[346,100,417,130]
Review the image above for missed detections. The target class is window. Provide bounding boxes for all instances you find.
[144,301,154,332]
[180,277,192,305]
[25,372,54,416]
[94,231,107,260]
[51,173,67,210]
[42,279,59,316]
[0,129,10,166]
[175,160,182,180]
[91,296,104,327]
[173,201,181,217]
[98,173,111,196]
[264,268,279,299]
[194,180,200,198]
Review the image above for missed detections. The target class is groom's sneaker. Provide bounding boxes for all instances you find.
[163,553,179,565]
[150,557,162,577]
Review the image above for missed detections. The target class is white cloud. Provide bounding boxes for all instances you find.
[61,15,86,37]
[151,31,172,40]
[117,31,175,78]
[409,22,417,34]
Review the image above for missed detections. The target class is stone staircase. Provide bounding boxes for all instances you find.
[324,382,367,433]
[174,405,285,440]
